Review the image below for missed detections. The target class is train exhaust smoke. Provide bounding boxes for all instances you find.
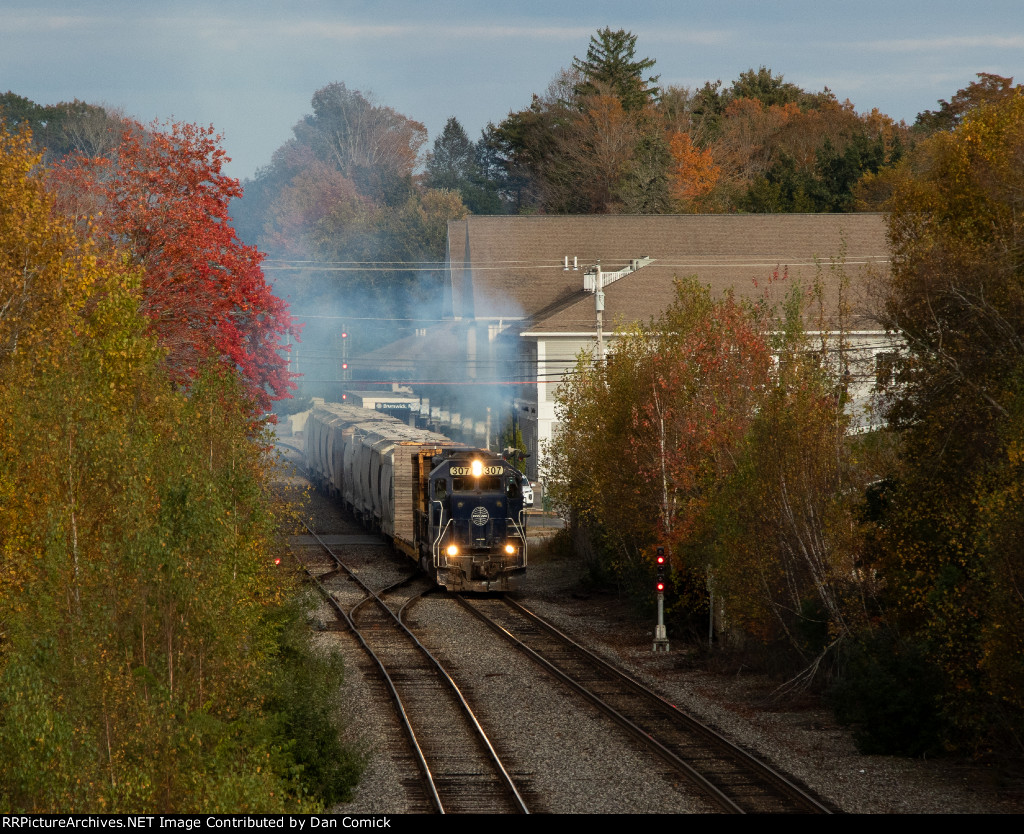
[230,82,526,450]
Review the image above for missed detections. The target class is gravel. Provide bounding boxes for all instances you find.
[405,593,714,813]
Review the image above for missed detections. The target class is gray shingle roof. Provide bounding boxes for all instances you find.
[447,214,890,332]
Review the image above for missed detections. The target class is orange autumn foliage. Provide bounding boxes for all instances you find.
[668,131,720,208]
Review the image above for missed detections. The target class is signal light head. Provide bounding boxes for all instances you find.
[656,581,665,592]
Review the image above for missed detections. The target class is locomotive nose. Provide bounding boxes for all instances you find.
[471,505,490,545]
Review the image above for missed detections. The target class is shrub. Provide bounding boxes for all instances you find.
[829,630,945,757]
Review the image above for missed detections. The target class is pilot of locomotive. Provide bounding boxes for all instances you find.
[427,451,528,591]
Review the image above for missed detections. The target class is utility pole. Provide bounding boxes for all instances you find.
[340,328,350,400]
[582,256,654,364]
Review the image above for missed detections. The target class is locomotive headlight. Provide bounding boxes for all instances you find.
[471,459,483,478]
[504,543,516,555]
[446,543,459,557]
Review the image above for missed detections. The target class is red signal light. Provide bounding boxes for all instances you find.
[656,581,665,592]
[341,331,348,338]
[342,362,349,370]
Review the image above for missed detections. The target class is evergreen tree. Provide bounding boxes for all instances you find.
[425,117,475,191]
[425,117,503,214]
[728,67,804,108]
[572,28,660,112]
[471,128,513,214]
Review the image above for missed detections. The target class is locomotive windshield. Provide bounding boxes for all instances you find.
[452,476,502,492]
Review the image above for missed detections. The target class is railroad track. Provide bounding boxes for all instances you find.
[454,594,833,815]
[297,523,531,814]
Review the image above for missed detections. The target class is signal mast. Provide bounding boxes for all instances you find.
[654,546,670,652]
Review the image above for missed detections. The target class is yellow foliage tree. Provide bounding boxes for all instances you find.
[876,88,1024,748]
[0,127,95,366]
[0,125,352,811]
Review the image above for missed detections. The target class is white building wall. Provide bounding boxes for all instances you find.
[520,333,604,482]
[517,330,904,485]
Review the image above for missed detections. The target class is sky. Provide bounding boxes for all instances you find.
[3,1,1023,181]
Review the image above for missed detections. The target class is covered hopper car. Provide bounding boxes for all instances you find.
[304,402,529,591]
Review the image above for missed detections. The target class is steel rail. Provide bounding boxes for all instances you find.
[452,593,741,813]
[458,594,832,814]
[299,520,530,815]
[503,598,831,813]
[294,542,444,812]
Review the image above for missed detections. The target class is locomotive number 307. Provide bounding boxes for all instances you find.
[450,464,504,477]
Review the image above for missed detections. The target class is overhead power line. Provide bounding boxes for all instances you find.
[263,256,889,271]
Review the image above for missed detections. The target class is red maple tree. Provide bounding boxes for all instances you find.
[51,120,298,412]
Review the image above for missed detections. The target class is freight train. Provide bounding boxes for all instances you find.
[304,402,530,592]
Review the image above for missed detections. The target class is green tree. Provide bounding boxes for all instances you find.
[425,117,502,214]
[573,28,660,112]
[741,132,888,213]
[738,152,816,213]
[614,125,672,214]
[473,124,524,213]
[728,66,805,108]
[425,117,475,191]
[812,133,887,211]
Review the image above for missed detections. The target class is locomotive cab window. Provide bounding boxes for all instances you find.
[453,476,501,492]
[433,479,448,500]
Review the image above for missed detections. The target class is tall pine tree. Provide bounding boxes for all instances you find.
[572,28,660,112]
